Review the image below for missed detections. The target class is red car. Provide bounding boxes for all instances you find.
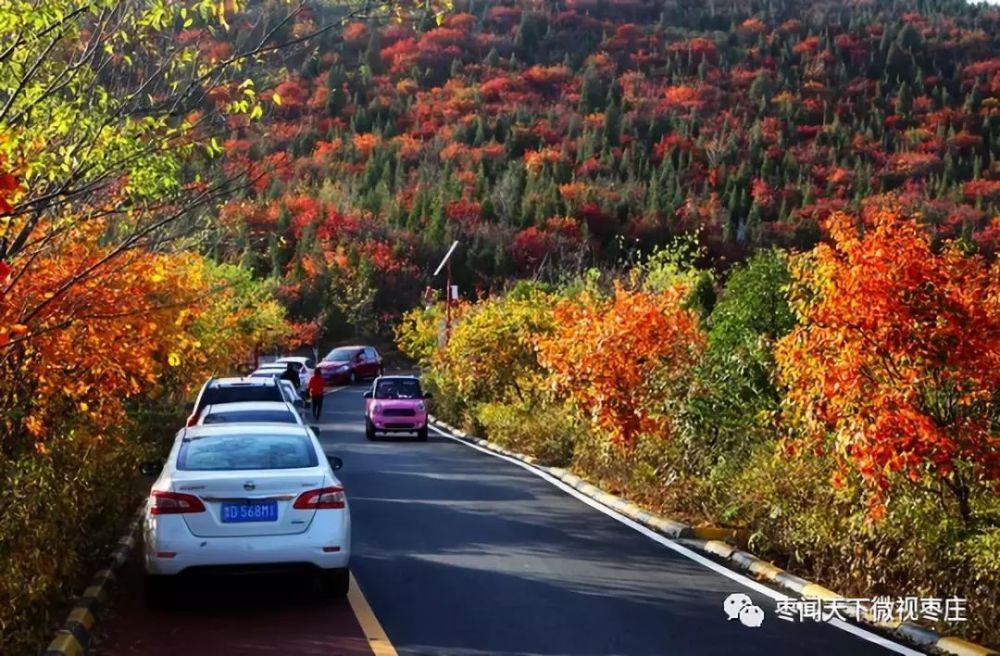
[316,345,383,385]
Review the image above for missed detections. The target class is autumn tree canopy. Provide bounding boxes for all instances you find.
[777,206,1000,521]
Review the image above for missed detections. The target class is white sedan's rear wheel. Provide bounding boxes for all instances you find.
[319,568,350,598]
[144,575,174,608]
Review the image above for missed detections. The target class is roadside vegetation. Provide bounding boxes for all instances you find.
[398,201,1000,645]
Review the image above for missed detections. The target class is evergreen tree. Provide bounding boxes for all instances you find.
[579,64,605,114]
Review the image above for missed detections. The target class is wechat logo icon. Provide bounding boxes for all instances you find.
[724,593,765,628]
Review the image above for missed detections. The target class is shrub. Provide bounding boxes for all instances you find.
[679,249,795,474]
[0,434,143,653]
[538,282,704,447]
[475,400,579,466]
[724,449,1000,645]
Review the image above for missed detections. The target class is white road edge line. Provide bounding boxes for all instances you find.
[428,424,924,656]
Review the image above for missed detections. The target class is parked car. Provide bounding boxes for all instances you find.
[316,346,383,385]
[185,377,287,427]
[278,379,309,422]
[274,356,315,391]
[197,401,304,427]
[363,376,432,441]
[139,424,350,605]
[254,359,312,393]
[248,368,281,380]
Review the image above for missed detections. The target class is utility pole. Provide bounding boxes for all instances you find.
[446,257,452,343]
[434,240,460,345]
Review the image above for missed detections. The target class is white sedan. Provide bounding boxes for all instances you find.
[257,356,315,391]
[196,401,304,426]
[139,424,350,604]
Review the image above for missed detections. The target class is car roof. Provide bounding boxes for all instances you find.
[328,345,367,350]
[181,424,314,439]
[276,356,310,363]
[375,375,420,381]
[201,401,297,414]
[257,362,288,368]
[209,377,277,387]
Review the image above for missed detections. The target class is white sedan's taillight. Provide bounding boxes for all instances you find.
[294,487,346,509]
[150,490,206,515]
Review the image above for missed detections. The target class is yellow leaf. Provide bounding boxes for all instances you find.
[168,353,181,367]
[272,93,282,106]
[79,402,89,412]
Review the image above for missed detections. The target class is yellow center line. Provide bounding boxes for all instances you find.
[347,572,399,656]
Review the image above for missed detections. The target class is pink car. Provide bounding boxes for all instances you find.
[364,376,432,441]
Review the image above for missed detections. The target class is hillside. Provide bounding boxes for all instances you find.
[198,0,1000,340]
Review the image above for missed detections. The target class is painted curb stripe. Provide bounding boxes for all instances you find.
[703,539,737,559]
[44,506,144,655]
[935,636,1000,656]
[66,607,95,632]
[895,623,942,648]
[82,583,107,603]
[799,583,842,601]
[62,618,91,648]
[43,631,84,656]
[691,526,745,541]
[73,596,99,616]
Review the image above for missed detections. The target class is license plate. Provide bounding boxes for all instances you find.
[221,500,278,523]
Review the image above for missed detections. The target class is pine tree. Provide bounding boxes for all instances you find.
[579,63,604,114]
[364,31,383,76]
[484,48,500,68]
[604,103,621,148]
[326,65,348,117]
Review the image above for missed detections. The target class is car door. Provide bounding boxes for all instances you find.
[364,347,381,377]
[351,348,366,377]
[280,381,307,419]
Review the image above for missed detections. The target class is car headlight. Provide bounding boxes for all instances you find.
[336,364,349,372]
[373,403,382,413]
[416,402,425,411]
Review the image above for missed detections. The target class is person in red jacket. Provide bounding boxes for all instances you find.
[308,370,326,421]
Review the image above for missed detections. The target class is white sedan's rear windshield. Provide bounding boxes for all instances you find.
[177,435,318,470]
[202,410,297,425]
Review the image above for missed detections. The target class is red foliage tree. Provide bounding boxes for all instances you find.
[777,206,1000,521]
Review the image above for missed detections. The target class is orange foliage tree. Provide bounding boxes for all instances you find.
[538,284,704,447]
[776,207,1000,521]
[0,220,289,455]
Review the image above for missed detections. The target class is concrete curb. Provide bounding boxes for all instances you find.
[429,415,998,656]
[42,507,144,656]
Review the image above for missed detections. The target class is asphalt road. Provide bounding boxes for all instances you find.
[324,385,908,656]
[97,384,916,656]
